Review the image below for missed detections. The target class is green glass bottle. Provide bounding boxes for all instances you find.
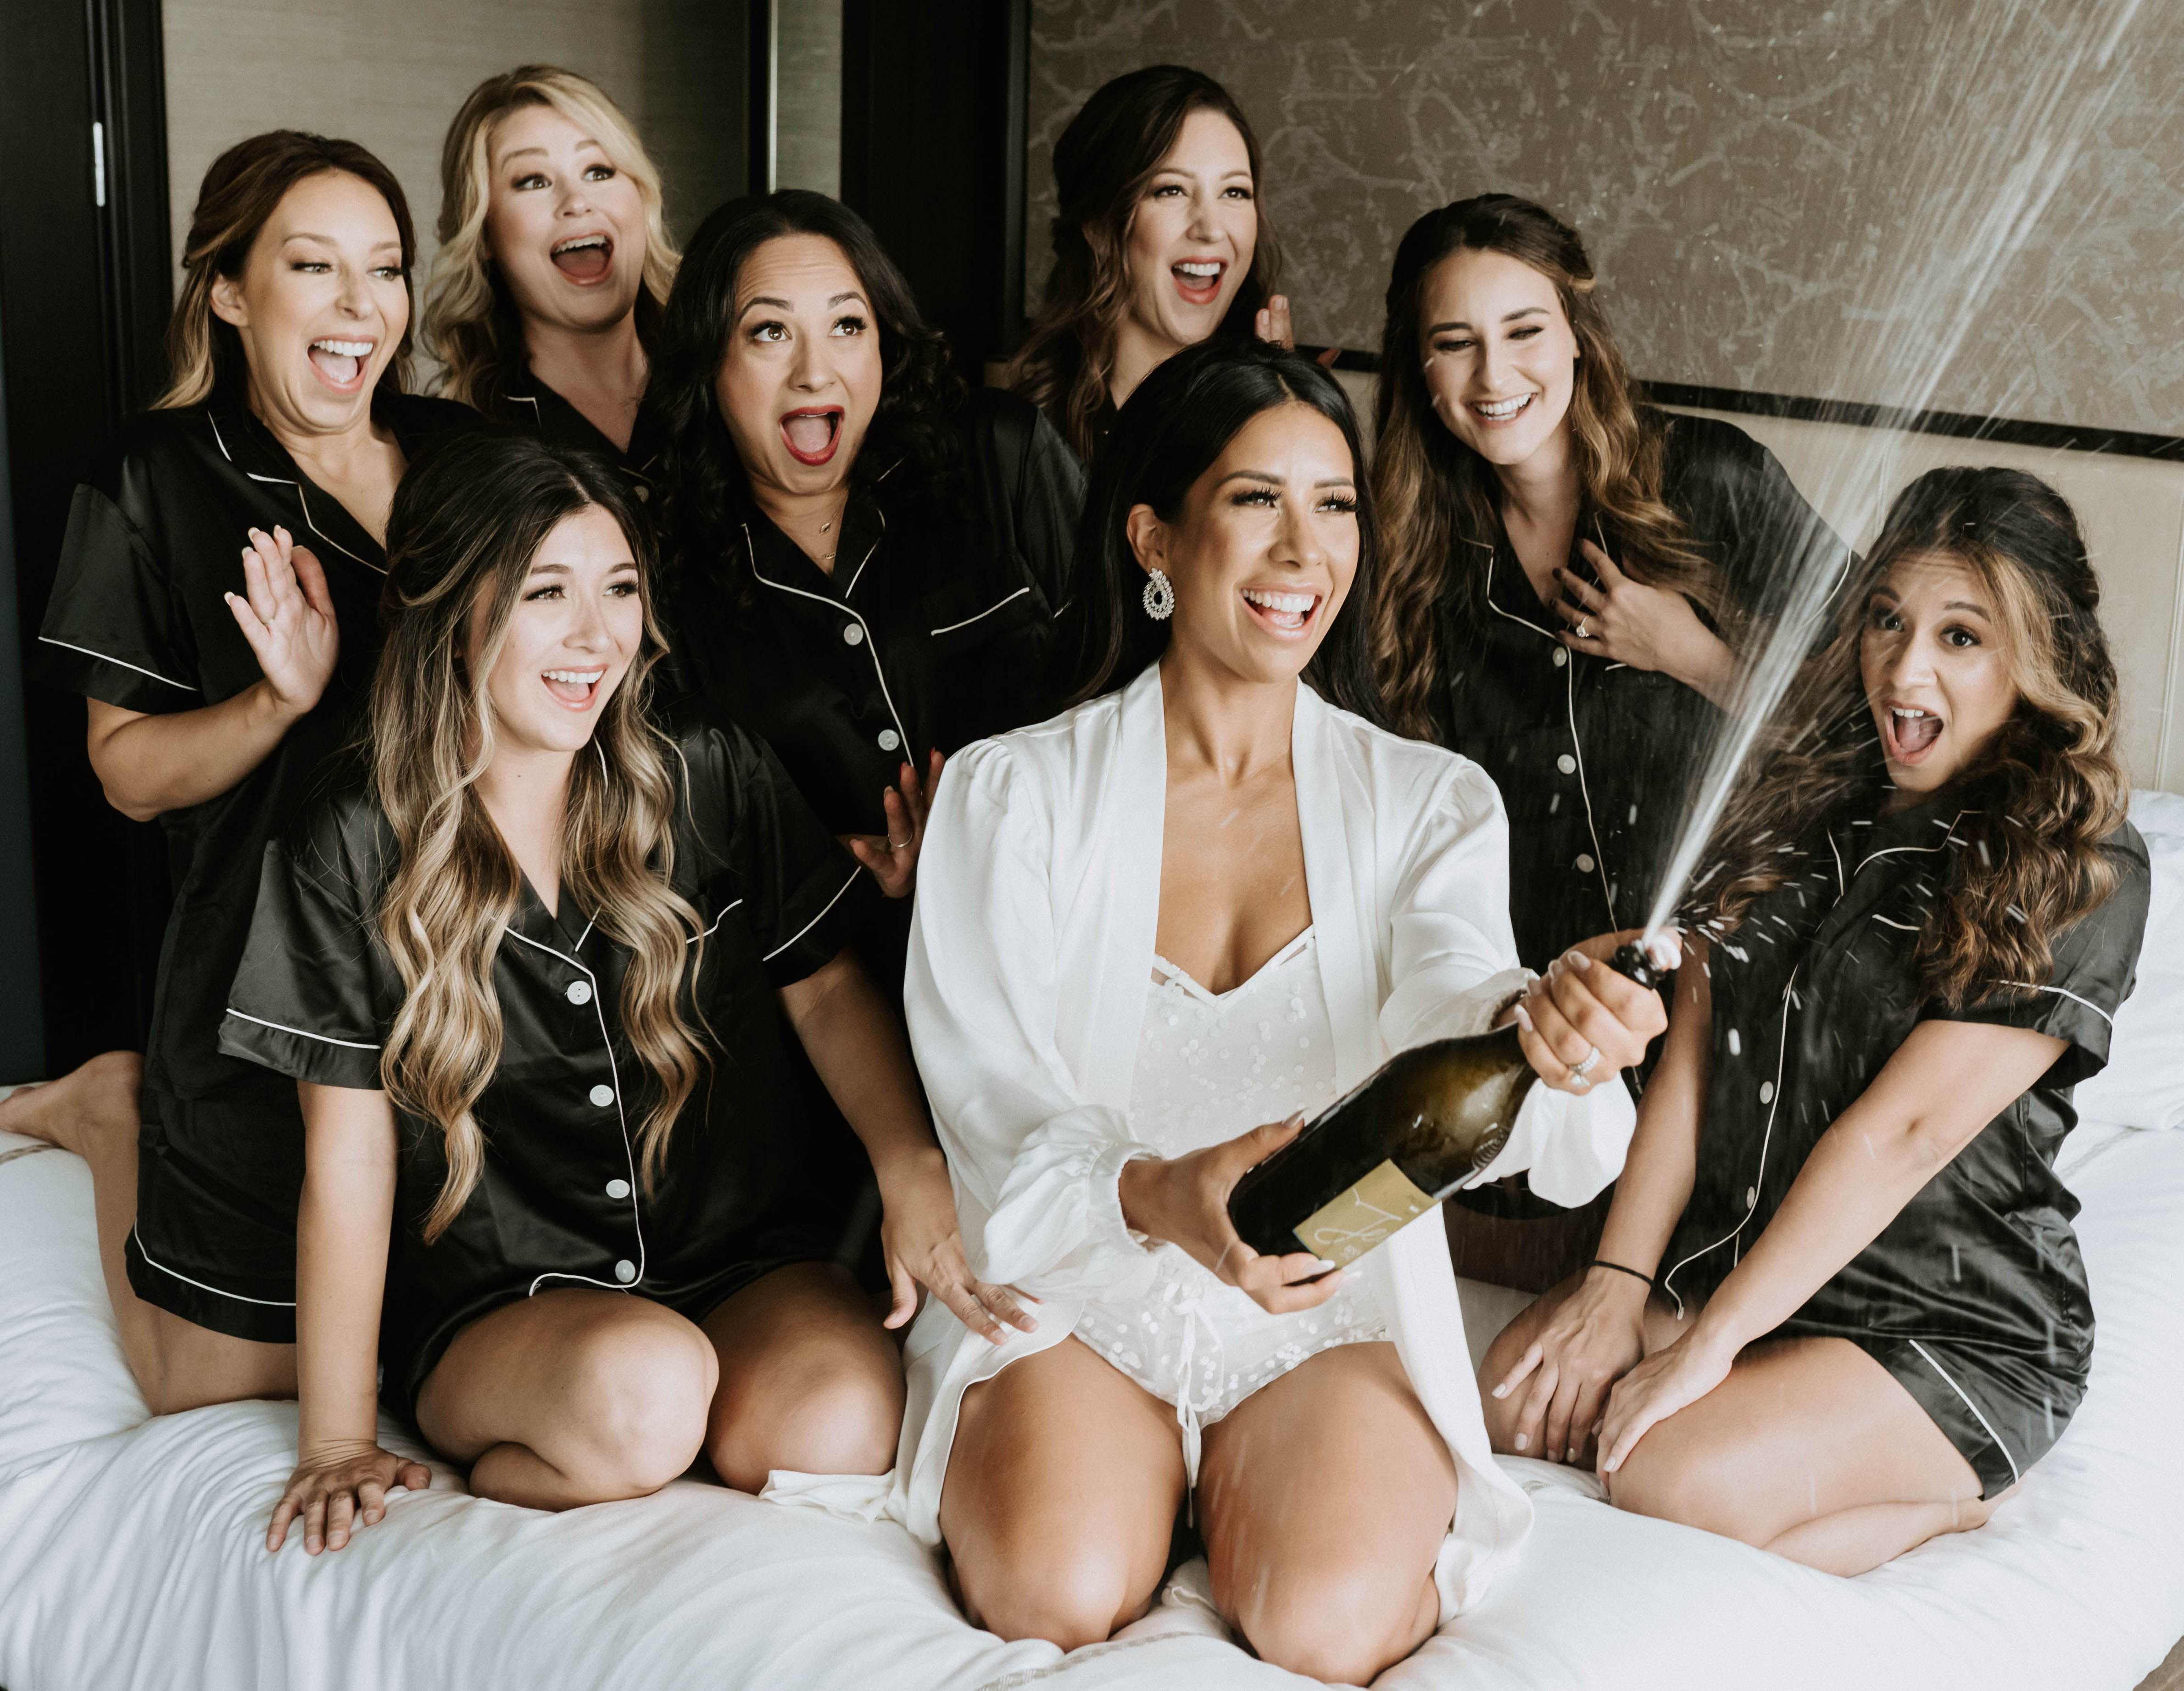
[1226,944,1663,1267]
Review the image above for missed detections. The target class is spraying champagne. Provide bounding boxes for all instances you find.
[1227,943,1667,1268]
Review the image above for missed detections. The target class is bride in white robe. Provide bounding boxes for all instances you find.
[874,342,1666,1681]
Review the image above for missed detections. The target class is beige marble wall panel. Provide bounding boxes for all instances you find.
[163,0,746,313]
[777,0,843,195]
[1028,0,2183,437]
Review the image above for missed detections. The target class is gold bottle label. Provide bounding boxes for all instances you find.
[1293,1159,1438,1267]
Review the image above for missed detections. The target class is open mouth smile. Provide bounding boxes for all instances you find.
[1880,703,1945,765]
[1241,585,1322,636]
[1468,393,1535,425]
[543,667,608,709]
[307,337,374,391]
[780,406,845,467]
[1171,257,1227,307]
[550,233,614,283]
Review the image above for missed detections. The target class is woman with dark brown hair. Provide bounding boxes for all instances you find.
[0,131,475,1414]
[1370,193,1850,973]
[1479,467,2150,1576]
[1008,64,1308,464]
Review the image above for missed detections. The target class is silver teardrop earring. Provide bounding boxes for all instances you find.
[1142,567,1175,621]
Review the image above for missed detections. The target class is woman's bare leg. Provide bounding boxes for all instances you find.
[941,1336,1185,1650]
[1605,1335,1994,1575]
[1198,1342,1455,1686]
[0,1053,295,1413]
[699,1261,904,1491]
[415,1288,718,1509]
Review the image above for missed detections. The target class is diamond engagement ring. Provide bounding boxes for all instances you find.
[1571,1044,1602,1079]
[1574,618,1591,640]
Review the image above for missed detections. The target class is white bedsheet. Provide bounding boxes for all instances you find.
[2,1119,2180,1691]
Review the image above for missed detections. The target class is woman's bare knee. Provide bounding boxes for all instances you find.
[555,1310,717,1497]
[708,1353,902,1491]
[955,1537,1152,1651]
[1235,1562,1436,1685]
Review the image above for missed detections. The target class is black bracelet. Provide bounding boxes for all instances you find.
[1587,1257,1655,1289]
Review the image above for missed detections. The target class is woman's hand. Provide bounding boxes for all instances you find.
[1490,1269,1651,1465]
[1116,1115,1343,1314]
[225,525,340,721]
[1515,938,1674,1096]
[1554,541,1736,704]
[267,1439,430,1555]
[841,748,945,899]
[1252,295,1343,368]
[875,1144,1038,1344]
[1597,1323,1738,1476]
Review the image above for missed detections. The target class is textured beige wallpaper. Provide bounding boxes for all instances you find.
[1027,0,2183,437]
[163,0,747,310]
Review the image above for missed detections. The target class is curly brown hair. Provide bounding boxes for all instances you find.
[1700,466,2128,1008]
[1368,195,1727,741]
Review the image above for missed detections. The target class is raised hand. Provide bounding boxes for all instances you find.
[876,1144,1038,1344]
[224,525,340,720]
[1554,540,1735,702]
[841,748,946,899]
[1117,1115,1345,1314]
[1515,937,1675,1097]
[1253,294,1344,368]
[267,1439,430,1555]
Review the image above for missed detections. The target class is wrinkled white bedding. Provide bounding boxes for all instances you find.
[1,1115,2179,1691]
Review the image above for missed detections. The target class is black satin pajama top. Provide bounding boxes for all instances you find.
[218,709,863,1415]
[1662,786,2151,1495]
[664,389,1084,848]
[31,392,477,1339]
[488,361,648,489]
[1435,412,1852,971]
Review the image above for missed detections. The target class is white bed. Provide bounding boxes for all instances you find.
[5,794,2183,1691]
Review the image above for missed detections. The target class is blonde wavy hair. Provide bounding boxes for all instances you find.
[424,65,679,412]
[159,131,416,409]
[371,431,707,1242]
[1702,467,2128,1009]
[1368,194,1727,741]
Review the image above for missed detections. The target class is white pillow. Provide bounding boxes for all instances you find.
[2072,789,2184,1130]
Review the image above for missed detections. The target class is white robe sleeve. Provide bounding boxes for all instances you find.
[904,741,1160,1301]
[1375,760,1637,1207]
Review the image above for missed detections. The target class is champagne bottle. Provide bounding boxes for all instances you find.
[1226,944,1663,1268]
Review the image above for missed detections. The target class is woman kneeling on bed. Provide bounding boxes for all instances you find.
[886,340,1665,1685]
[222,430,1021,1555]
[1480,466,2151,1575]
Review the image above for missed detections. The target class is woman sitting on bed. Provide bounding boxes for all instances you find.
[221,430,1021,1555]
[1480,466,2151,1575]
[892,340,1666,1684]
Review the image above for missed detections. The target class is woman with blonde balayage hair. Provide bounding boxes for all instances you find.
[426,65,676,459]
[222,431,1019,1554]
[3,130,475,1417]
[1480,468,2149,1576]
[1369,194,1850,977]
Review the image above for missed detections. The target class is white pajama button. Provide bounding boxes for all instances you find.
[1575,853,1596,874]
[565,979,592,1005]
[605,1178,631,1200]
[1759,1080,1776,1104]
[877,728,901,752]
[613,1260,636,1284]
[842,624,864,646]
[1556,754,1577,775]
[1746,1185,1759,1207]
[589,1083,614,1107]
[1552,647,1568,667]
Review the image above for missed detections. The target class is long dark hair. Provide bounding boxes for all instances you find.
[642,190,966,606]
[372,430,705,1240]
[161,130,417,407]
[1369,194,1723,740]
[1703,467,2127,1008]
[1065,339,1381,721]
[1008,66,1280,462]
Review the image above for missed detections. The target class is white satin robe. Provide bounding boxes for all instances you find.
[785,666,1638,1622]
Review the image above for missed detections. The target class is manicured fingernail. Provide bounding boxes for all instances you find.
[1568,1448,1581,1462]
[1514,1005,1534,1032]
[1514,1434,1529,1451]
[1313,1258,1337,1272]
[1565,949,1593,971]
[1492,1383,1510,1399]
